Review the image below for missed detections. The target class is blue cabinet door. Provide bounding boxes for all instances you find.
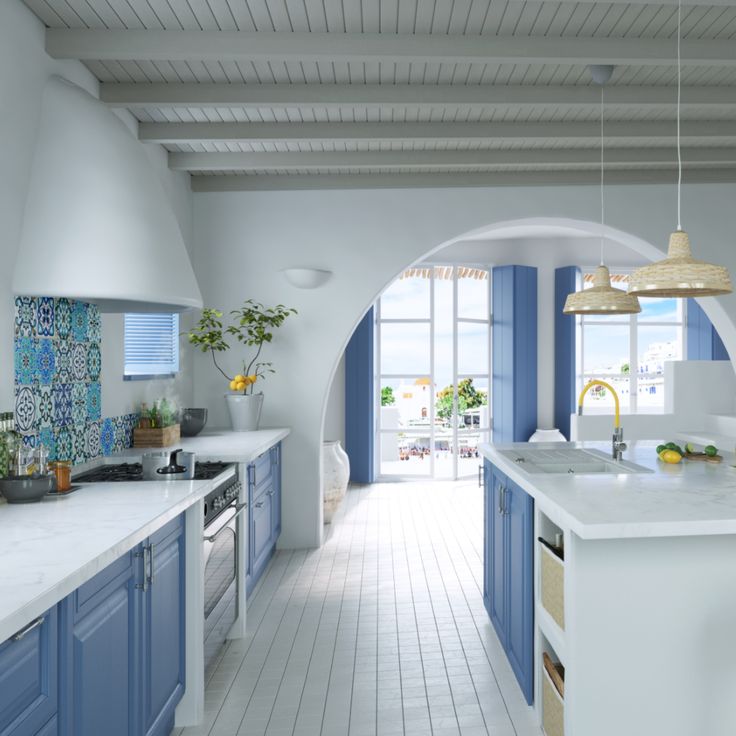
[483,460,490,612]
[142,517,185,736]
[67,553,138,736]
[270,444,281,540]
[482,464,535,706]
[251,490,273,586]
[488,465,507,646]
[505,480,535,705]
[0,608,58,736]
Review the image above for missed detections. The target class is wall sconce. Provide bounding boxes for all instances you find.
[281,268,332,289]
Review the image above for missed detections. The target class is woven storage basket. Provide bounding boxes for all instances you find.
[541,543,565,630]
[542,666,565,736]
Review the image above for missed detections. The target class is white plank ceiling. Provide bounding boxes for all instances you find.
[22,0,736,189]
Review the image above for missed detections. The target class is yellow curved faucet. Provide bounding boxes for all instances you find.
[577,379,626,459]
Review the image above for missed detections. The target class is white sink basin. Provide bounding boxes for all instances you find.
[499,448,652,476]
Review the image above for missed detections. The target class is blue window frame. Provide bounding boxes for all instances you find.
[124,313,179,379]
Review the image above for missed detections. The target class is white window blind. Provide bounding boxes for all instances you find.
[124,313,180,377]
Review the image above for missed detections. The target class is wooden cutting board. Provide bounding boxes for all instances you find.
[684,452,723,463]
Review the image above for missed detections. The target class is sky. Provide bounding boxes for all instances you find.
[379,271,490,390]
[379,271,683,382]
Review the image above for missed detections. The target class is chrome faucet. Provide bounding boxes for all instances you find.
[612,426,627,461]
[578,380,627,461]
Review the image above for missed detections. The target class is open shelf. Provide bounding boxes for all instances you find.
[537,603,566,665]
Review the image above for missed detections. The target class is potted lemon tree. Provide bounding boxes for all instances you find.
[186,300,297,431]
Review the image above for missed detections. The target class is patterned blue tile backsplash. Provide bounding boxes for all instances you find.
[14,297,138,464]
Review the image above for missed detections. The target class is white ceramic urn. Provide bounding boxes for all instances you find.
[225,393,263,432]
[323,440,350,523]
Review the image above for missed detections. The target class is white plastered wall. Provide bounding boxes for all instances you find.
[0,0,195,418]
[192,187,736,549]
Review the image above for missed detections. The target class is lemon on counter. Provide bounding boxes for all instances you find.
[659,449,683,464]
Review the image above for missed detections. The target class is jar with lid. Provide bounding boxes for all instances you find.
[50,460,72,492]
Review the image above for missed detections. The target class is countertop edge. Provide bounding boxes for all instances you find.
[0,478,216,644]
[479,442,736,540]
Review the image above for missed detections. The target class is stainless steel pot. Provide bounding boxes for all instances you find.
[142,449,195,481]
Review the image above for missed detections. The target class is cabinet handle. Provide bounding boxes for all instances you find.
[254,500,264,508]
[498,485,505,515]
[503,487,511,515]
[135,548,148,592]
[12,615,45,641]
[147,544,155,586]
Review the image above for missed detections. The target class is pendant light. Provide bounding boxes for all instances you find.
[628,0,732,298]
[564,66,641,315]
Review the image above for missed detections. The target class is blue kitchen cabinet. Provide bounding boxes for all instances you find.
[0,607,58,736]
[246,443,282,598]
[63,548,139,736]
[142,516,186,736]
[483,460,534,705]
[60,515,185,736]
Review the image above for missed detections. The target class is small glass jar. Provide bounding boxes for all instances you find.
[50,460,72,492]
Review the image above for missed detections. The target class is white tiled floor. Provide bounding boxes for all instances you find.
[176,480,542,736]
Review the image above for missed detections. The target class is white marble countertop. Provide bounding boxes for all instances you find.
[480,440,736,540]
[0,428,289,644]
[107,427,290,464]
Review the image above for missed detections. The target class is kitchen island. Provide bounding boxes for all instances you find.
[480,440,736,736]
[0,428,288,736]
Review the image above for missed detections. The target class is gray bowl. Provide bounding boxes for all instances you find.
[180,408,208,437]
[0,475,56,504]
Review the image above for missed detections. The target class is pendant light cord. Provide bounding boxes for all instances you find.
[677,0,682,231]
[600,84,605,266]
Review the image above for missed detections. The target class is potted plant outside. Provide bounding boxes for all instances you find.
[186,300,297,431]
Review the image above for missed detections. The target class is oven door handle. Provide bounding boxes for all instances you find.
[203,502,248,543]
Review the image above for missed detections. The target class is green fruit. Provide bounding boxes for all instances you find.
[685,443,695,454]
[665,442,678,451]
[673,445,684,457]
[704,445,718,457]
[656,444,666,455]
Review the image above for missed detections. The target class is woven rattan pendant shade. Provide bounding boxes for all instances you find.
[628,230,732,298]
[563,265,641,315]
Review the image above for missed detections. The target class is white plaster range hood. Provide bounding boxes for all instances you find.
[13,76,203,313]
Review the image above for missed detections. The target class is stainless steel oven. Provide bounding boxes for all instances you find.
[203,475,245,673]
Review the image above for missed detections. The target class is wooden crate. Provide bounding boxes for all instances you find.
[133,424,181,448]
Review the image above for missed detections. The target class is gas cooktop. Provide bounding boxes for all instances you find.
[75,461,233,483]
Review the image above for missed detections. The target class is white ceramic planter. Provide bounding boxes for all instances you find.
[323,440,350,523]
[225,393,263,432]
[529,428,567,443]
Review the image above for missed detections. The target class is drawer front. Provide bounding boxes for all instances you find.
[0,608,58,736]
[250,452,272,491]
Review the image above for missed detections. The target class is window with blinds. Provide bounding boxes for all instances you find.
[124,313,180,378]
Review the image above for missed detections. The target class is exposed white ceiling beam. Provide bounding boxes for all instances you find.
[191,168,736,192]
[140,120,736,145]
[170,147,736,172]
[509,0,736,5]
[101,83,736,109]
[45,29,736,67]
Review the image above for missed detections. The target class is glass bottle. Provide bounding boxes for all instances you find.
[6,413,20,467]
